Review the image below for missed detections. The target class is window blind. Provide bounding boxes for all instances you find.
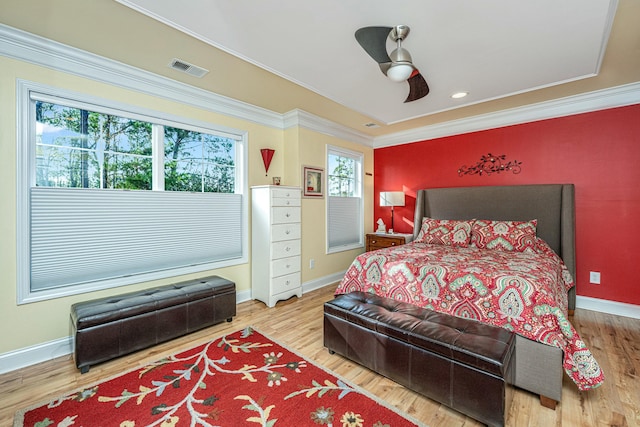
[30,187,243,290]
[327,196,362,250]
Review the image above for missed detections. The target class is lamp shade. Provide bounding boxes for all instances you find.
[380,191,405,207]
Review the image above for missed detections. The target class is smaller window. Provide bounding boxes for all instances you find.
[326,146,364,253]
[328,154,358,197]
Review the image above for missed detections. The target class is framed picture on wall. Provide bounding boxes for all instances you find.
[302,166,324,198]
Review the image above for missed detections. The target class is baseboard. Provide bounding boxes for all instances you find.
[236,288,252,304]
[1,292,633,375]
[0,336,72,375]
[576,295,640,319]
[302,271,344,294]
[0,277,344,375]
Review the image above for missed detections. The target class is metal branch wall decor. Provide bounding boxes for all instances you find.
[458,153,522,177]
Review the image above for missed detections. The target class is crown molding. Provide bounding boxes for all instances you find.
[0,24,284,130]
[283,109,372,146]
[373,81,640,148]
[2,23,639,153]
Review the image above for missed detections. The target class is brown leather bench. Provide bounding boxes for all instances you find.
[324,291,515,427]
[70,275,235,373]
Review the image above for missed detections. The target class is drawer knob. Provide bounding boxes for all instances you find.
[286,264,290,268]
[285,280,290,285]
[371,239,377,244]
[286,201,290,205]
[391,242,396,246]
[285,230,291,235]
[285,247,291,252]
[286,213,291,218]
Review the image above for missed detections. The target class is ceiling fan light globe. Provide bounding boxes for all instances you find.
[387,63,414,82]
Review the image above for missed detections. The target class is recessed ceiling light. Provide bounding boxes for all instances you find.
[451,91,469,99]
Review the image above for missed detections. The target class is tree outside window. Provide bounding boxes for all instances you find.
[35,101,235,193]
[328,153,357,197]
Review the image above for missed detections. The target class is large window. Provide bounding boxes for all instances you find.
[35,101,237,192]
[326,145,363,253]
[18,82,247,303]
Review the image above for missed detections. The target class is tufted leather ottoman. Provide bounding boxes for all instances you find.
[70,275,235,373]
[324,291,515,427]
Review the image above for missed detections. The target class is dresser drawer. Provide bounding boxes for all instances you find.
[272,272,301,295]
[272,239,301,259]
[272,188,300,205]
[366,234,407,251]
[272,223,301,242]
[272,197,301,207]
[272,206,300,224]
[271,256,301,277]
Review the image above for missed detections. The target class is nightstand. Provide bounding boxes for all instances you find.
[366,233,412,252]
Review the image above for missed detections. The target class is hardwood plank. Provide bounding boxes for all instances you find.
[1,285,639,426]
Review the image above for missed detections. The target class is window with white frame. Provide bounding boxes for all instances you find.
[326,145,363,253]
[17,81,247,303]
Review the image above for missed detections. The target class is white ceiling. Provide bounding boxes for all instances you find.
[116,0,617,126]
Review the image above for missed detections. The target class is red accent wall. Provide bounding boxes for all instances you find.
[374,104,640,306]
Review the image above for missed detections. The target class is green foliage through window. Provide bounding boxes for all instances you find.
[328,153,357,197]
[35,101,236,192]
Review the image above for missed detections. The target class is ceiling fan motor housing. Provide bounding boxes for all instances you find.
[390,46,412,64]
[390,25,410,42]
[388,26,414,82]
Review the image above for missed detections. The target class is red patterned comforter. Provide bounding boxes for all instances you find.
[335,239,604,391]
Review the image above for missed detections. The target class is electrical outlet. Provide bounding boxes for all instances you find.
[589,271,601,285]
[309,259,315,269]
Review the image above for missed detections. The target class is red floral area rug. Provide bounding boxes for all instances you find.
[15,327,423,426]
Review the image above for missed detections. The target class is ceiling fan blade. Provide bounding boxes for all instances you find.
[355,26,393,65]
[405,70,430,102]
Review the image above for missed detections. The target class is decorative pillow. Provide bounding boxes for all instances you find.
[471,219,538,252]
[414,218,473,247]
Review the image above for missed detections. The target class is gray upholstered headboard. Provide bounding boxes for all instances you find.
[413,184,576,310]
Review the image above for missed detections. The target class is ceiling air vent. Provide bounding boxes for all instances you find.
[168,58,209,78]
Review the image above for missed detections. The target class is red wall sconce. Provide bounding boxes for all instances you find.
[260,148,275,176]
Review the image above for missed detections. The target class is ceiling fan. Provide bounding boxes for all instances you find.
[355,25,429,103]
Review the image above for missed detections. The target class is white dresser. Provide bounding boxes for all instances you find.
[251,185,302,307]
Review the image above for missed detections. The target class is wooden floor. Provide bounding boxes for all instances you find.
[1,285,638,426]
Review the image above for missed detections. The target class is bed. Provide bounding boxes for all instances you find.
[335,184,603,407]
